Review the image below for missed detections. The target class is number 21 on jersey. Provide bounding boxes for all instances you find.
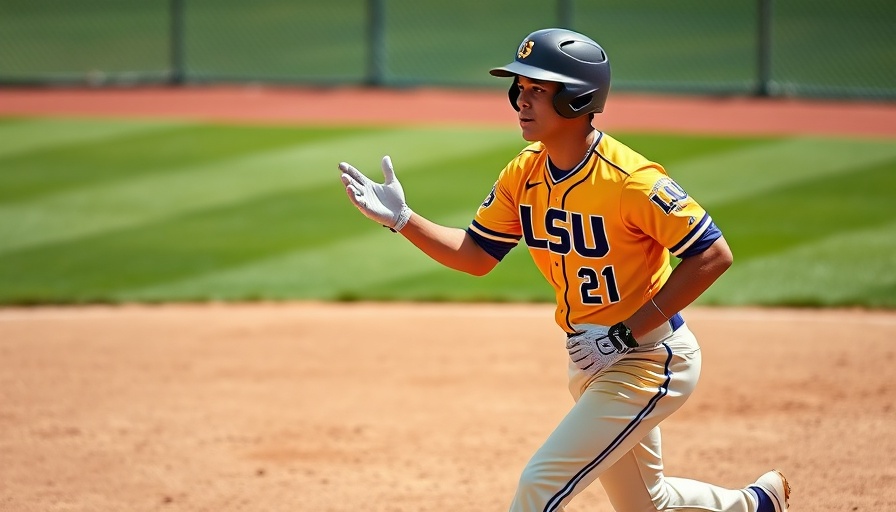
[520,204,621,306]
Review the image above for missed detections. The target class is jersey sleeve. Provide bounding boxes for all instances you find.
[621,166,722,258]
[466,166,523,261]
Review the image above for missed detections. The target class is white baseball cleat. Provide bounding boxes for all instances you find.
[751,469,791,511]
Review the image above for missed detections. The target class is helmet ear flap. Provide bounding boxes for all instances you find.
[555,89,597,118]
[507,76,521,112]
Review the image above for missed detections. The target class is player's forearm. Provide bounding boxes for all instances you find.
[626,237,734,340]
[399,213,499,276]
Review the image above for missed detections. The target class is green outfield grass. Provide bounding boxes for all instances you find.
[1,117,894,308]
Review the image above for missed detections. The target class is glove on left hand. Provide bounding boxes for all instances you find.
[566,322,638,378]
[339,155,413,231]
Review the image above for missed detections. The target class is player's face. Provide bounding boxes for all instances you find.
[515,76,568,142]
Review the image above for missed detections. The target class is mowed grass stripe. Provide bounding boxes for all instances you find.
[701,219,896,307]
[116,218,468,301]
[122,221,548,303]
[666,137,896,205]
[610,132,775,167]
[0,117,178,159]
[0,144,519,302]
[0,126,520,254]
[111,144,528,301]
[0,184,348,302]
[0,123,373,202]
[709,158,896,260]
[350,246,552,303]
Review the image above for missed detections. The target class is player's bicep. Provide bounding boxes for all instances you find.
[457,229,501,275]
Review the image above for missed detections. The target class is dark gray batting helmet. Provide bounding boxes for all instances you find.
[490,28,611,118]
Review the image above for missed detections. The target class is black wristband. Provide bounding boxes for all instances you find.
[608,322,639,349]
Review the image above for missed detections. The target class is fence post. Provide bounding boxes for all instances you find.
[366,0,386,86]
[170,0,185,84]
[756,0,773,96]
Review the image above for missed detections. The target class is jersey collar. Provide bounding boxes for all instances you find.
[546,130,602,184]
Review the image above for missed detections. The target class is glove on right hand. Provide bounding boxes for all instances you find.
[339,155,413,231]
[566,323,638,378]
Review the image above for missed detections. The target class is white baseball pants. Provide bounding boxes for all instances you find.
[509,323,760,512]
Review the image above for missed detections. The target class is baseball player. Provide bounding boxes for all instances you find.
[338,28,791,512]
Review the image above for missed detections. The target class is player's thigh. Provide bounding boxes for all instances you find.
[528,355,693,482]
[539,337,701,481]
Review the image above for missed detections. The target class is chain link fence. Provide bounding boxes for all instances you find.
[1,0,893,100]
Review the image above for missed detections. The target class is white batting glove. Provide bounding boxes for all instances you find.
[566,323,638,378]
[339,155,413,232]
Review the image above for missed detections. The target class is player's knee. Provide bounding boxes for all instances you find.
[517,461,542,490]
[515,461,564,506]
[604,476,668,512]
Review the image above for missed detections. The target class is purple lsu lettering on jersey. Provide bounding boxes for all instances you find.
[467,132,717,332]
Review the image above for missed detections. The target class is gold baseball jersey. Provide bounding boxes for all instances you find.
[467,131,721,333]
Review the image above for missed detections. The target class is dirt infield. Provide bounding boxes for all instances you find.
[2,86,896,511]
[2,303,895,512]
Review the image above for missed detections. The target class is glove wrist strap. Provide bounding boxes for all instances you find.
[391,206,414,232]
[608,322,639,349]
